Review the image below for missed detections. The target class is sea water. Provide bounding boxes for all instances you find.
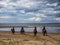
[0,27,60,33]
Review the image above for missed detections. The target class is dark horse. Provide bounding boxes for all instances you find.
[34,26,37,36]
[42,26,47,36]
[20,27,25,34]
[11,27,15,34]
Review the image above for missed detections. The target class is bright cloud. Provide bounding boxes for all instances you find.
[24,17,41,21]
[35,13,47,17]
[0,16,13,18]
[56,18,60,21]
[46,3,58,6]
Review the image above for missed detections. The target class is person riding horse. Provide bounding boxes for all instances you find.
[42,26,47,36]
[20,27,25,34]
[11,27,15,34]
[34,26,37,36]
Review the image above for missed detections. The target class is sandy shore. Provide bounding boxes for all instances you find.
[0,31,60,45]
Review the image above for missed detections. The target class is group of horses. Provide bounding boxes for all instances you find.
[11,26,47,36]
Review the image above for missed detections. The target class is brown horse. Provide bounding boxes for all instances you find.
[34,26,37,36]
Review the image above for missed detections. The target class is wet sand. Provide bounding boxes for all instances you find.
[0,31,60,45]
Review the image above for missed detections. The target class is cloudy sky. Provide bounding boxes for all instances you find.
[0,0,60,23]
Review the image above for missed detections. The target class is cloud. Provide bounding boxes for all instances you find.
[46,3,58,6]
[19,10,25,13]
[0,16,14,18]
[24,17,41,21]
[23,13,46,21]
[35,13,47,18]
[0,0,60,23]
[55,6,60,10]
[56,18,60,20]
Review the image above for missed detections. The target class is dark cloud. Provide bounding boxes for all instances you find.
[0,5,4,8]
[10,0,18,2]
[55,13,60,18]
[47,0,60,6]
[25,8,39,12]
[54,6,60,11]
[47,0,58,3]
[0,0,3,1]
[40,19,59,23]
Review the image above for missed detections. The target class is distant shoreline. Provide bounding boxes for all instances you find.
[0,23,60,27]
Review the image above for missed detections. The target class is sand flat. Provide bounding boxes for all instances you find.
[0,31,60,45]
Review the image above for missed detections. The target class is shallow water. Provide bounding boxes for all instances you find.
[0,27,60,33]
